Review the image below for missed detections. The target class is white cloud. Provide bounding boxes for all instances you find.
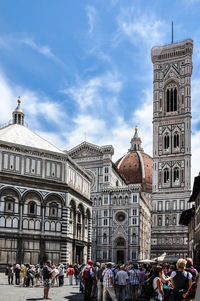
[64,72,122,111]
[116,7,166,48]
[0,35,61,64]
[22,38,55,58]
[86,6,96,35]
[0,71,67,131]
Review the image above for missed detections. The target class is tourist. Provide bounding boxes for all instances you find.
[35,264,41,287]
[170,258,192,301]
[58,264,65,286]
[51,265,59,287]
[152,266,164,301]
[67,264,75,285]
[14,264,21,285]
[43,260,53,300]
[82,260,94,300]
[96,263,105,301]
[102,263,117,301]
[74,264,80,285]
[128,263,141,301]
[7,264,14,285]
[115,265,128,301]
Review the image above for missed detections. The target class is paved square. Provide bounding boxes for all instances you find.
[0,273,83,301]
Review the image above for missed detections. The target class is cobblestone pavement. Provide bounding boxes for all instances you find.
[0,273,83,301]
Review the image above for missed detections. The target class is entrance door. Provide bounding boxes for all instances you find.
[117,250,124,264]
[76,247,83,264]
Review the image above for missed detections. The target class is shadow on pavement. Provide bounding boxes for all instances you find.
[64,292,84,300]
[26,299,44,301]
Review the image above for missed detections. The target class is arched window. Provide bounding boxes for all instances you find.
[49,203,58,217]
[164,134,170,149]
[158,216,162,226]
[103,233,107,242]
[166,86,178,112]
[165,217,169,226]
[174,168,179,182]
[5,197,15,212]
[29,202,36,214]
[173,216,176,225]
[174,133,179,148]
[132,233,136,244]
[164,169,169,183]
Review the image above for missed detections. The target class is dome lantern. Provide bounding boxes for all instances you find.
[12,97,24,125]
[129,127,143,152]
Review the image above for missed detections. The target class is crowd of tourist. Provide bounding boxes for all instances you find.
[5,257,199,301]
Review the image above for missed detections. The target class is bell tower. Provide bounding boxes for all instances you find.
[151,39,193,258]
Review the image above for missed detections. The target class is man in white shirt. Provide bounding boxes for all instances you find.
[102,263,117,301]
[115,265,128,301]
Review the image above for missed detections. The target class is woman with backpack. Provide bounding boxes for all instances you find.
[170,258,192,301]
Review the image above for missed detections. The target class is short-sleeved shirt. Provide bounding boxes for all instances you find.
[115,270,128,286]
[171,270,192,279]
[102,268,114,287]
[129,269,140,285]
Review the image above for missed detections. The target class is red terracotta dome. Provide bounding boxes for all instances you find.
[115,129,153,185]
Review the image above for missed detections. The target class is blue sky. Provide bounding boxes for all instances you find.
[0,0,200,182]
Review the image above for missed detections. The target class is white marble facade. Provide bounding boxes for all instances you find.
[0,100,92,268]
[68,140,152,263]
[151,39,193,258]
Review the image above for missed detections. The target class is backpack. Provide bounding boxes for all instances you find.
[143,276,157,298]
[173,271,189,294]
[83,266,92,280]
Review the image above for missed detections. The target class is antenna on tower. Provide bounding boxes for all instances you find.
[172,21,174,44]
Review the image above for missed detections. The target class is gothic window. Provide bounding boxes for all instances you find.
[132,217,137,225]
[166,86,178,112]
[29,202,36,215]
[132,233,136,244]
[133,209,137,216]
[104,176,108,182]
[103,219,108,226]
[104,167,109,173]
[164,134,170,149]
[116,180,119,187]
[173,216,176,225]
[133,195,137,202]
[104,210,108,217]
[174,168,179,182]
[165,217,169,226]
[174,133,180,148]
[164,169,169,183]
[103,233,107,242]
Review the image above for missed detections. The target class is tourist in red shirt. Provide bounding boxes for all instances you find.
[67,265,75,285]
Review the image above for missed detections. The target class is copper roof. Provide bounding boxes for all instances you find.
[115,151,153,185]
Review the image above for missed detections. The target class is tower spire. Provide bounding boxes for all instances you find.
[12,97,25,125]
[172,21,174,44]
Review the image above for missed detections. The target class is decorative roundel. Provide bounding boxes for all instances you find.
[115,211,126,223]
[85,169,95,189]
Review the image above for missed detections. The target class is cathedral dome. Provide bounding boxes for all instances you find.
[115,128,153,184]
